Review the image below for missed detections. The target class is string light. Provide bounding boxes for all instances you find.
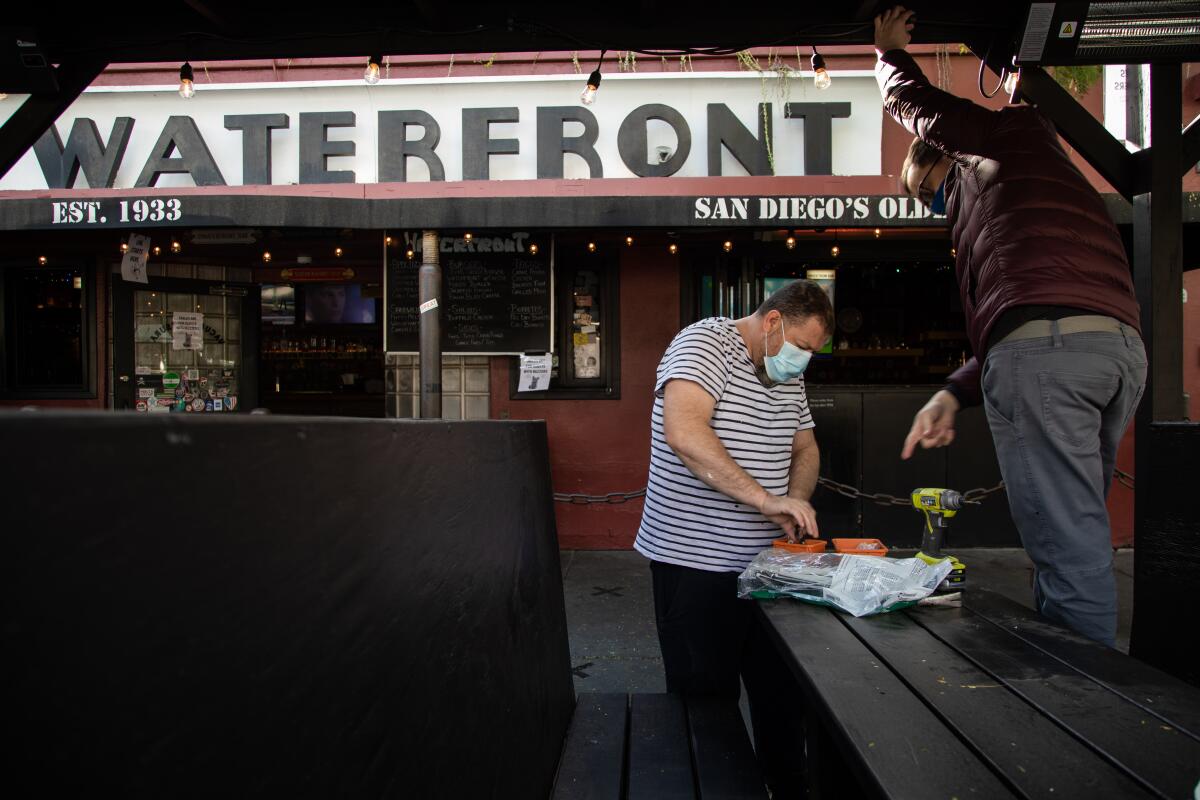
[874,228,882,239]
[581,50,607,106]
[385,235,392,245]
[723,240,733,253]
[811,48,831,90]
[625,236,634,246]
[37,255,47,265]
[463,232,473,241]
[262,251,272,263]
[335,246,343,257]
[951,247,957,258]
[587,242,597,253]
[170,240,181,253]
[785,230,796,249]
[153,246,162,256]
[405,248,415,260]
[830,244,840,258]
[364,55,382,85]
[120,242,129,253]
[668,243,678,255]
[529,243,540,255]
[178,62,195,99]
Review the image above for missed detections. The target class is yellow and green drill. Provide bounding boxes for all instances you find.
[912,488,967,591]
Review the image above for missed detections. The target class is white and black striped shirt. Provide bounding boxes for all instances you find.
[634,317,815,573]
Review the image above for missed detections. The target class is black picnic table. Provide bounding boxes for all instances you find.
[757,588,1200,799]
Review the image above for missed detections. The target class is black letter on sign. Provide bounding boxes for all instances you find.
[782,102,851,175]
[462,108,519,180]
[134,116,226,187]
[299,112,356,184]
[224,114,289,185]
[617,104,691,177]
[379,110,445,182]
[34,117,134,189]
[536,106,602,179]
[707,103,772,176]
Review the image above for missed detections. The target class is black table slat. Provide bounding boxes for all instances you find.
[757,601,1019,799]
[686,698,768,800]
[912,606,1200,800]
[845,611,1154,799]
[962,588,1200,741]
[628,693,695,800]
[552,693,628,800]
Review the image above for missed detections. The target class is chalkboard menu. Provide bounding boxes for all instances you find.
[385,246,552,354]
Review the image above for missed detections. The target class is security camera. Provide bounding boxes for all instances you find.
[656,145,673,163]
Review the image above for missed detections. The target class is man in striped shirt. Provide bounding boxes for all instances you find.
[635,279,833,797]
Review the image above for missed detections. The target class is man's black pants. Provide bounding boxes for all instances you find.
[650,559,805,798]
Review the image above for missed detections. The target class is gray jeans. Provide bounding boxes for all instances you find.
[981,321,1146,647]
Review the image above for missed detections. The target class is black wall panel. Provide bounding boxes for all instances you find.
[0,413,574,798]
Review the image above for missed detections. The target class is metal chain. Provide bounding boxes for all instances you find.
[553,489,646,505]
[553,470,1133,505]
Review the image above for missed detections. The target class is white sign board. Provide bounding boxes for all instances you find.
[172,311,203,350]
[120,233,149,283]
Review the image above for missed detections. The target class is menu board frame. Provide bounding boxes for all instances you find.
[384,232,554,356]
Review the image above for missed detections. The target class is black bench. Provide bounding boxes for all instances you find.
[758,587,1200,799]
[552,693,768,800]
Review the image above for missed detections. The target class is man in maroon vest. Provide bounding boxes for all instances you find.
[875,6,1146,647]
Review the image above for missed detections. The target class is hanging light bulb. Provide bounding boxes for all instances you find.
[170,240,181,253]
[587,242,597,253]
[723,240,733,253]
[668,243,678,255]
[335,246,344,257]
[38,255,47,266]
[1004,68,1021,98]
[830,244,840,258]
[262,251,272,263]
[178,62,195,99]
[120,242,129,253]
[785,236,796,250]
[581,50,607,105]
[364,55,382,85]
[405,248,415,260]
[529,243,540,255]
[811,48,832,91]
[951,247,957,258]
[874,228,882,239]
[625,236,634,246]
[463,232,473,241]
[385,235,393,246]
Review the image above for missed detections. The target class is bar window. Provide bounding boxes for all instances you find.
[1,267,94,397]
[511,250,619,399]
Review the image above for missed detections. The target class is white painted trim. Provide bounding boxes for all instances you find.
[81,69,879,94]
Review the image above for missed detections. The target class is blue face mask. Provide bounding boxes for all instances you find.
[930,178,947,215]
[763,316,813,384]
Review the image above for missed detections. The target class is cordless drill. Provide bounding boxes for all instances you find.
[911,488,967,591]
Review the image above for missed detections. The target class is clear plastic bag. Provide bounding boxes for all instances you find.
[737,549,953,617]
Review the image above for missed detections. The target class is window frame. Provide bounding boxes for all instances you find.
[509,243,620,400]
[0,263,98,400]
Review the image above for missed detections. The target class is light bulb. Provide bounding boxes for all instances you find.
[405,249,415,260]
[723,241,733,252]
[178,62,195,99]
[625,236,633,246]
[874,228,881,239]
[170,240,181,253]
[335,247,343,257]
[463,232,473,241]
[120,242,129,253]
[364,56,382,85]
[831,245,840,257]
[262,251,272,263]
[153,246,161,256]
[587,242,597,253]
[785,236,796,250]
[385,236,392,245]
[529,244,540,255]
[668,243,678,255]
[581,69,602,105]
[38,256,47,265]
[811,50,831,90]
[1004,69,1020,97]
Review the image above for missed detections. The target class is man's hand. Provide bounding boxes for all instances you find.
[760,495,819,542]
[901,389,960,459]
[875,6,916,54]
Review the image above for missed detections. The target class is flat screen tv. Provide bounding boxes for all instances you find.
[303,283,378,324]
[261,284,296,326]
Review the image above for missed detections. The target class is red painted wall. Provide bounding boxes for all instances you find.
[490,246,679,549]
